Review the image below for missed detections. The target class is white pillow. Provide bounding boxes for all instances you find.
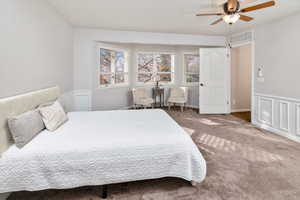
[39,101,68,131]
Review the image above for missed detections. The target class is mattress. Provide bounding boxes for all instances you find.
[0,109,206,193]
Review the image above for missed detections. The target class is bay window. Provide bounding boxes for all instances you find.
[137,53,175,84]
[184,53,200,84]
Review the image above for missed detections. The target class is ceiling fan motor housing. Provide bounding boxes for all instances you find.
[223,1,240,15]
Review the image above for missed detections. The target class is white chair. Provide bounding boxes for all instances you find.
[132,88,154,109]
[168,87,188,112]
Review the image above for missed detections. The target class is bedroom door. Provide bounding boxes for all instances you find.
[199,48,230,114]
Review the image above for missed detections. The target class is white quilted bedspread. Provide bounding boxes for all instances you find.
[0,109,206,193]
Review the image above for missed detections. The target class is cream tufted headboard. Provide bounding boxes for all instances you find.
[0,86,60,155]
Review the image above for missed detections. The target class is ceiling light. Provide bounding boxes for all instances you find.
[223,14,240,24]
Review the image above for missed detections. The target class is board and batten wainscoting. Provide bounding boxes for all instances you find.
[73,90,92,111]
[72,86,199,112]
[253,93,300,143]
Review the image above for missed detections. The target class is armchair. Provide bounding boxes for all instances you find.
[168,87,188,112]
[132,88,154,109]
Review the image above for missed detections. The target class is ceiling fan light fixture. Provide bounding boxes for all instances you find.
[223,13,240,24]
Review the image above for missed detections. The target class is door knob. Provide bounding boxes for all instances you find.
[200,83,204,87]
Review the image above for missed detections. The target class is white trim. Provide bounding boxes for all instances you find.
[97,44,130,88]
[231,109,251,113]
[182,52,200,86]
[73,90,92,111]
[229,35,254,116]
[296,104,300,136]
[279,100,290,132]
[258,97,274,126]
[251,31,255,124]
[253,93,300,143]
[226,47,231,114]
[253,121,300,144]
[230,41,252,48]
[255,93,300,103]
[97,84,130,89]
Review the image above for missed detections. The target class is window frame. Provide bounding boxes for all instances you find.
[97,45,130,89]
[136,51,175,86]
[183,52,200,86]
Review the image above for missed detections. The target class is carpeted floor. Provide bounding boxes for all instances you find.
[8,109,300,200]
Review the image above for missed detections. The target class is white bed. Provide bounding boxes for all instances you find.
[0,109,206,193]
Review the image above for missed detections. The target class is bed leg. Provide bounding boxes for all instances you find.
[101,185,108,199]
[191,181,197,187]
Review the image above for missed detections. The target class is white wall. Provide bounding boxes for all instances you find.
[252,13,300,142]
[231,44,252,112]
[0,0,74,102]
[73,28,226,110]
[254,13,300,99]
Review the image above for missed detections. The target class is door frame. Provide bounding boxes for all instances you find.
[230,39,255,123]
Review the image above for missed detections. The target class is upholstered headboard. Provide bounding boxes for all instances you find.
[0,86,60,155]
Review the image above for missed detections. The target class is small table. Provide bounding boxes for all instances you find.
[152,87,165,108]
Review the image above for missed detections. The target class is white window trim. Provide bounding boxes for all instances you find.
[182,52,200,86]
[136,51,175,85]
[97,44,130,89]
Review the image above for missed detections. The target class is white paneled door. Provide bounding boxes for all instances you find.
[199,48,230,114]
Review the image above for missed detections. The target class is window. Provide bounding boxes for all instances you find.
[137,53,174,84]
[99,48,128,87]
[184,54,200,84]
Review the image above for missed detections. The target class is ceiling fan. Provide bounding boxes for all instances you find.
[196,0,275,25]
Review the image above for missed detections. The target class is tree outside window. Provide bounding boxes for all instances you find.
[137,53,174,84]
[184,54,200,84]
[99,48,128,87]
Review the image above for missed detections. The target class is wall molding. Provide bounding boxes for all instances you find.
[279,100,290,132]
[73,90,92,111]
[231,108,251,113]
[254,93,300,143]
[258,96,274,126]
[255,93,300,103]
[253,121,300,144]
[296,104,300,136]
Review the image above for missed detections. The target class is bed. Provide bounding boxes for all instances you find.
[0,87,206,196]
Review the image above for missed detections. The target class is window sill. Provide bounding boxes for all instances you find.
[135,83,175,88]
[183,83,199,87]
[97,85,130,89]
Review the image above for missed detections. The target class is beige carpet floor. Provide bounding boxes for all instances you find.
[9,109,300,200]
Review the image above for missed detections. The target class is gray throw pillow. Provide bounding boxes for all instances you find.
[8,110,45,148]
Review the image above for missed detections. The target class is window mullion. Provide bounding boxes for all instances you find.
[111,51,116,85]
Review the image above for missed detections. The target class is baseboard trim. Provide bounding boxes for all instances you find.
[231,109,251,113]
[253,121,300,143]
[0,193,10,200]
[186,105,199,109]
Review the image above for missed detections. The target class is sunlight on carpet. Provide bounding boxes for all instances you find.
[197,134,283,163]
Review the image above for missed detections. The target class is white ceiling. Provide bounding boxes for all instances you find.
[47,0,300,35]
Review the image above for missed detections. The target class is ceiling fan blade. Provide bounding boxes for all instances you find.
[196,13,223,16]
[239,14,254,21]
[211,18,223,25]
[240,1,275,13]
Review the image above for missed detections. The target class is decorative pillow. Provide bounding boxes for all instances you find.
[8,110,45,148]
[38,101,68,131]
